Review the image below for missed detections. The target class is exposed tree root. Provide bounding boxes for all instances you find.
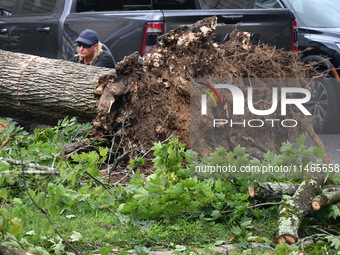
[92,16,323,158]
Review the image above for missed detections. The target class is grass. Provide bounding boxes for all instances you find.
[8,206,280,254]
[4,198,340,254]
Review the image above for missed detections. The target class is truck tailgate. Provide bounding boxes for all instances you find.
[162,9,296,51]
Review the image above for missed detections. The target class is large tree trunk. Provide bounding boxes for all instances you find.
[0,49,114,125]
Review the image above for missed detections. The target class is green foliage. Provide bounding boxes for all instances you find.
[191,134,326,181]
[119,138,250,221]
[71,147,108,181]
[0,118,339,254]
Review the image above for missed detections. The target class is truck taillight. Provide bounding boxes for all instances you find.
[291,20,298,52]
[141,22,164,56]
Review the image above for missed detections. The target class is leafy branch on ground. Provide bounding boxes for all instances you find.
[0,117,339,254]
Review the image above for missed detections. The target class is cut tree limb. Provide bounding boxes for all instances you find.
[248,180,338,244]
[0,49,114,125]
[248,182,340,199]
[274,125,330,244]
[248,182,300,198]
[276,177,326,244]
[311,188,340,211]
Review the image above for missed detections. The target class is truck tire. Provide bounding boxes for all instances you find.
[302,55,340,133]
[304,77,339,133]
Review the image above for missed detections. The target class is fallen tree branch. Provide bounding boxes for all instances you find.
[311,188,340,211]
[180,201,282,215]
[0,157,60,175]
[248,180,340,243]
[248,182,340,199]
[276,177,326,244]
[0,170,60,175]
[248,182,300,198]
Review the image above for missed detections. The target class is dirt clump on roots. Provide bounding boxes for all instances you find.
[92,16,317,159]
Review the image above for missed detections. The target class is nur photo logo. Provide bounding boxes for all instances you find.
[195,79,312,128]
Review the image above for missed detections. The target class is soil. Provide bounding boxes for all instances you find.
[92,16,317,165]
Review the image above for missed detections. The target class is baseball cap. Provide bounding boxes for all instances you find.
[75,29,99,45]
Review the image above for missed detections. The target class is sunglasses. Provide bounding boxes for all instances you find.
[76,42,94,48]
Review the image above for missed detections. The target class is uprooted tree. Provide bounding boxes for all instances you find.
[0,16,337,245]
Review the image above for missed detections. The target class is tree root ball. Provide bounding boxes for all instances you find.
[93,16,317,156]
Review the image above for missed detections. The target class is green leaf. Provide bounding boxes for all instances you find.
[51,240,65,254]
[329,204,340,219]
[296,134,307,145]
[326,235,340,249]
[273,243,289,255]
[174,245,187,251]
[133,188,149,204]
[240,218,252,228]
[69,231,82,242]
[70,153,81,162]
[0,160,10,171]
[230,225,242,236]
[211,210,221,219]
[0,188,8,199]
[99,147,109,157]
[311,146,326,158]
[87,165,99,177]
[100,245,113,255]
[234,145,246,156]
[25,230,36,236]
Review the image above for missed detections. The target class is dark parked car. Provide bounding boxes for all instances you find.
[0,0,298,62]
[256,0,340,133]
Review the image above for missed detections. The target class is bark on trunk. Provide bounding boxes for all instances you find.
[248,182,300,198]
[248,181,340,244]
[271,127,330,244]
[0,49,114,125]
[276,177,326,244]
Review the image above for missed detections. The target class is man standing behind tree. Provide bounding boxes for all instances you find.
[69,29,116,68]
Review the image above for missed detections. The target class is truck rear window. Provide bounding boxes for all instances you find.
[76,0,197,12]
[22,0,56,14]
[199,0,255,9]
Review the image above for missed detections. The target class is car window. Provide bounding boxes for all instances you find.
[22,0,56,14]
[285,0,340,27]
[75,0,196,12]
[255,0,283,8]
[198,0,254,9]
[0,0,17,15]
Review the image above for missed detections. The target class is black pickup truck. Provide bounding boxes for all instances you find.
[0,0,298,63]
[256,0,340,133]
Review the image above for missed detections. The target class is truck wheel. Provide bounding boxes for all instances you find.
[304,78,339,133]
